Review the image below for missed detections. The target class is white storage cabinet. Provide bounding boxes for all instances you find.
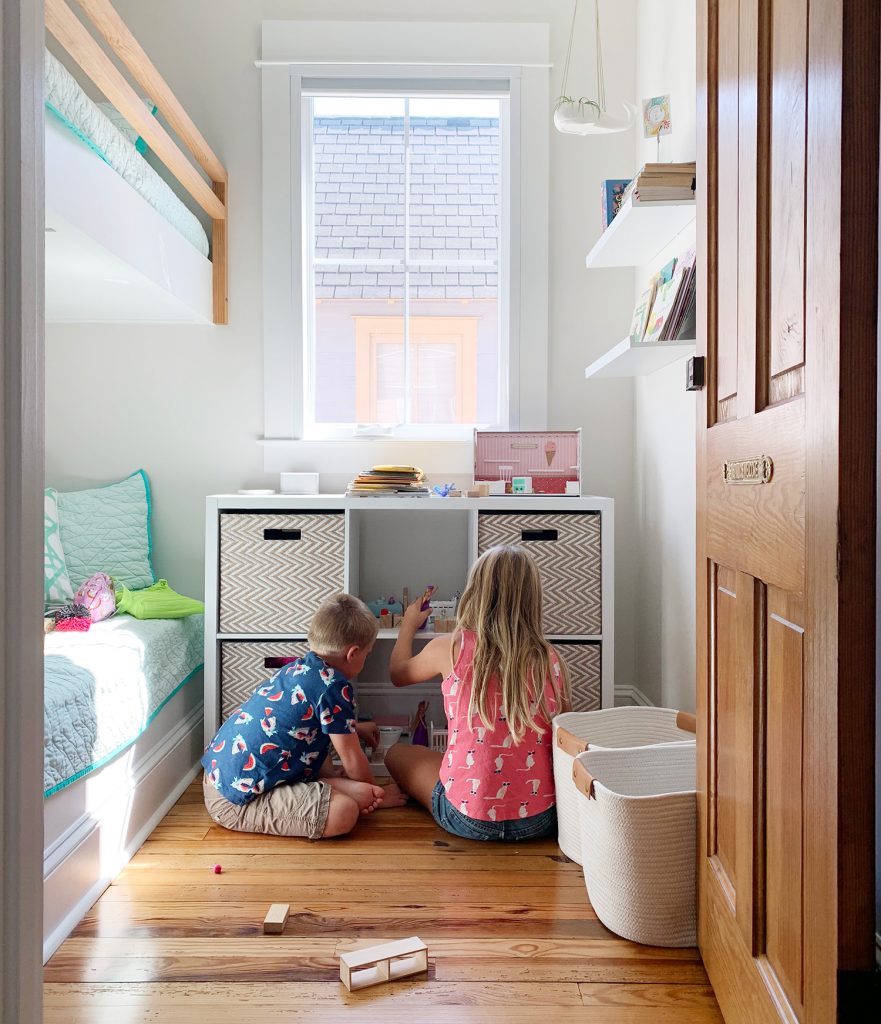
[204,495,615,758]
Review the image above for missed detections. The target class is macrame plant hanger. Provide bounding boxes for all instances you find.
[554,0,636,136]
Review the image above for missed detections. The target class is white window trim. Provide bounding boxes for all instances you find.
[260,21,549,466]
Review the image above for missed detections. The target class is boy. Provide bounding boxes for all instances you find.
[202,593,406,838]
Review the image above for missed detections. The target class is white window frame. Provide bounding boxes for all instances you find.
[260,21,549,459]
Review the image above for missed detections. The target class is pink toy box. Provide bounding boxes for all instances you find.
[471,428,581,495]
[473,430,581,495]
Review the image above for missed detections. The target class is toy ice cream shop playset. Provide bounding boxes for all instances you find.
[473,429,581,495]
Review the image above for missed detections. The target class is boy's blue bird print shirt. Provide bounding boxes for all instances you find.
[201,651,357,805]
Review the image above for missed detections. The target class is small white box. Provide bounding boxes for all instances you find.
[280,472,319,495]
[487,480,506,495]
[565,480,581,496]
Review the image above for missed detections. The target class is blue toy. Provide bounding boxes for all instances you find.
[367,596,404,618]
[431,483,455,497]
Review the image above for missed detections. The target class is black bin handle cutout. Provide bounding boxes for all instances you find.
[263,528,302,541]
[521,528,558,542]
[264,655,300,669]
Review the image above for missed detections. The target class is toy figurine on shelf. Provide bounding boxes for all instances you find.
[410,701,429,746]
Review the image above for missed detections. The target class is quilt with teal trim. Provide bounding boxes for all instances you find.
[44,613,204,797]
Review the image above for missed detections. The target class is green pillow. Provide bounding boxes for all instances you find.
[116,579,204,619]
[44,488,74,608]
[57,470,155,591]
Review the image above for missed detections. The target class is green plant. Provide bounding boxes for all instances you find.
[555,95,601,116]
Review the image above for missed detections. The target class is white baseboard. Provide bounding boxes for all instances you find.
[43,685,203,962]
[614,685,654,707]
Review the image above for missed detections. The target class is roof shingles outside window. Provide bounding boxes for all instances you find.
[313,116,500,300]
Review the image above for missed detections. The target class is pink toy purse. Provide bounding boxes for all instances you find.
[73,572,116,623]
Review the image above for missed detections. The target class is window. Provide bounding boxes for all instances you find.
[304,92,507,438]
[259,23,550,452]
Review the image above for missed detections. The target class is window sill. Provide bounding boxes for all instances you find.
[258,437,474,487]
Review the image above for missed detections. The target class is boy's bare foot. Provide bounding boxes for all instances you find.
[324,776,384,814]
[376,782,408,809]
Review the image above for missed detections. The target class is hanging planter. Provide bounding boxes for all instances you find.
[554,0,635,137]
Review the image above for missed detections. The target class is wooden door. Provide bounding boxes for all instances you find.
[697,1,878,1021]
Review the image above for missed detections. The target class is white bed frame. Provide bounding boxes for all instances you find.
[42,671,204,962]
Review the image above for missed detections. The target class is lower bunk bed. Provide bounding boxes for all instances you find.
[43,613,205,961]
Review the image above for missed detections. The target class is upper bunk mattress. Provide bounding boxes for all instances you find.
[44,614,204,797]
[44,49,210,258]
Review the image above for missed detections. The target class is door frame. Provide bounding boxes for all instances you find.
[1,0,44,1021]
[696,0,879,1018]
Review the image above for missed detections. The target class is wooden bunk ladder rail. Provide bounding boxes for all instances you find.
[45,0,229,324]
[70,0,226,184]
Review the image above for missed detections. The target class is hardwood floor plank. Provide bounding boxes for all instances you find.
[98,884,588,906]
[126,852,574,872]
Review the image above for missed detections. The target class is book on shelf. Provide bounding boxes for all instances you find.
[620,161,696,206]
[600,178,632,229]
[629,246,697,345]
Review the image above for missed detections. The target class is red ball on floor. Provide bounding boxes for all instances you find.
[213,864,222,874]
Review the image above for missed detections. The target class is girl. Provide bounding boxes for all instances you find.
[385,545,570,841]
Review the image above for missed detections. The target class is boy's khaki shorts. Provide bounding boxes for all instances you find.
[203,774,332,839]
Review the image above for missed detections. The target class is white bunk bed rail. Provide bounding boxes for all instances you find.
[45,0,228,324]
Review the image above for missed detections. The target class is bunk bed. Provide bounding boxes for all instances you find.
[44,0,228,324]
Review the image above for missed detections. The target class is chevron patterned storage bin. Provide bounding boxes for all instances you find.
[552,707,696,863]
[477,512,601,635]
[220,640,309,718]
[550,641,601,713]
[219,512,345,634]
[573,743,697,946]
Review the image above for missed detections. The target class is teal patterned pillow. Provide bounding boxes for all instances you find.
[57,470,155,591]
[44,488,74,607]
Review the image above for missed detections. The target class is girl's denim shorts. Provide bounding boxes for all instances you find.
[431,780,557,842]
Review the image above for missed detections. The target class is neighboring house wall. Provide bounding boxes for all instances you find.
[44,0,640,690]
[632,0,697,710]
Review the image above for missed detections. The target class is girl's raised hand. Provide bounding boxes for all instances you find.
[402,596,431,631]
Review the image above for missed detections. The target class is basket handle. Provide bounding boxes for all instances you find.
[556,725,587,757]
[571,758,596,799]
[676,711,697,733]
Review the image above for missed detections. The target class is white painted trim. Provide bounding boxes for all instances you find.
[614,685,654,707]
[43,689,203,961]
[204,496,220,742]
[1,0,44,1019]
[261,21,550,67]
[260,20,550,460]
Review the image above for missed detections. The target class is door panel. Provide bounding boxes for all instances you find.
[697,0,877,1020]
[764,587,804,1014]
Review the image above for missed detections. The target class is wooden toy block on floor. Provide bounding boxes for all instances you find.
[263,903,290,934]
[339,936,428,991]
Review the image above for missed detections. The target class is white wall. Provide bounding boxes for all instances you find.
[44,0,640,690]
[632,0,697,709]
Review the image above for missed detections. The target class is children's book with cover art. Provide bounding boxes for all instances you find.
[643,257,682,343]
[629,282,657,343]
[600,178,632,229]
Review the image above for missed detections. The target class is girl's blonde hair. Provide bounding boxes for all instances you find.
[455,545,569,742]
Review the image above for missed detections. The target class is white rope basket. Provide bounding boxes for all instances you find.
[552,707,696,863]
[573,743,697,947]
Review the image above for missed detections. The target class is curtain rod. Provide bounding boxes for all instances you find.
[254,60,553,69]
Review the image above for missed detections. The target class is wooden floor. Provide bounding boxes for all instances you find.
[45,776,722,1023]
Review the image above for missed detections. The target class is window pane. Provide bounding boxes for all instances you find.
[408,98,500,264]
[410,279,499,425]
[313,98,405,261]
[312,266,404,424]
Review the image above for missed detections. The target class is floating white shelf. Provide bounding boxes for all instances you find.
[584,338,696,379]
[585,196,696,269]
